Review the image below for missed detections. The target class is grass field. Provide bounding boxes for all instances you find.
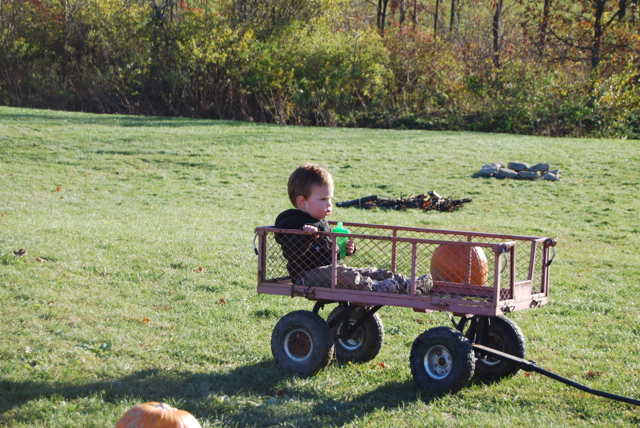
[1,106,639,427]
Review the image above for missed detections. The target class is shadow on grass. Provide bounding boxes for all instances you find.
[0,110,264,128]
[305,379,438,427]
[0,361,438,426]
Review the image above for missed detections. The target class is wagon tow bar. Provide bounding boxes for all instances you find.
[471,343,640,406]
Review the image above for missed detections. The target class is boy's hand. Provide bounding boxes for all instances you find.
[346,239,355,255]
[303,224,319,238]
[302,225,318,233]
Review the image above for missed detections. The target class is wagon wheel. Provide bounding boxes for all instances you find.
[271,310,334,376]
[327,306,384,363]
[466,315,526,378]
[410,327,475,393]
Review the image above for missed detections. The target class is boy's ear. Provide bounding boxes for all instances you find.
[295,195,306,209]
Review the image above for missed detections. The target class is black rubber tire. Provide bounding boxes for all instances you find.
[327,306,384,363]
[466,315,526,378]
[410,326,475,393]
[271,310,334,376]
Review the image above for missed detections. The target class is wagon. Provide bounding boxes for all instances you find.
[254,221,557,393]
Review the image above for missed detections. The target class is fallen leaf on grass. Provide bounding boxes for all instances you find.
[413,318,424,323]
[276,389,285,397]
[524,373,531,377]
[585,371,603,379]
[35,256,47,262]
[218,298,227,305]
[193,266,204,272]
[56,186,61,192]
[142,317,150,324]
[14,249,26,256]
[376,362,388,369]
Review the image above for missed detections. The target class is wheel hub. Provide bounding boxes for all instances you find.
[424,344,453,379]
[284,329,313,362]
[337,319,364,351]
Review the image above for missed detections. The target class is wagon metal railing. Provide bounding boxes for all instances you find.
[256,222,556,317]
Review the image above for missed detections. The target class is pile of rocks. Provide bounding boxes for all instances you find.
[476,162,561,181]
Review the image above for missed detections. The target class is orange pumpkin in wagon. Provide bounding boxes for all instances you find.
[430,244,489,286]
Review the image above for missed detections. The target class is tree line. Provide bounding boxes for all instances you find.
[1,0,638,137]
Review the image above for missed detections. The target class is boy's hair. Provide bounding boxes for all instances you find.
[288,163,334,207]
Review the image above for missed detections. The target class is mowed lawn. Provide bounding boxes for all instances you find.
[1,106,639,427]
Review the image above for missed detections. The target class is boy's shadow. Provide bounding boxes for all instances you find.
[1,361,287,416]
[307,379,439,426]
[1,361,443,426]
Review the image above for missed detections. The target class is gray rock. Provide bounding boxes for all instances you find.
[529,163,550,172]
[542,172,559,181]
[496,168,518,179]
[477,164,500,177]
[476,168,495,177]
[518,171,539,179]
[508,162,530,171]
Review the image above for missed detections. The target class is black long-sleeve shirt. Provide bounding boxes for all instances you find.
[274,209,335,280]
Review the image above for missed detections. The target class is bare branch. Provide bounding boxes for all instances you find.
[547,26,593,51]
[603,8,624,30]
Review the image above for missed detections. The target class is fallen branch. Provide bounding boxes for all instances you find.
[334,195,379,207]
[336,191,472,212]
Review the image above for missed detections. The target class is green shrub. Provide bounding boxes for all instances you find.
[1,0,638,138]
[235,21,391,125]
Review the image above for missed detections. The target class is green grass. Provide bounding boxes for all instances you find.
[1,106,639,427]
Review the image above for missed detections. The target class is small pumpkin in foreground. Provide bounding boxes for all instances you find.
[430,244,489,286]
[115,402,202,428]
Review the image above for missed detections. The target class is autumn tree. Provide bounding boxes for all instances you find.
[492,0,504,67]
[539,0,634,72]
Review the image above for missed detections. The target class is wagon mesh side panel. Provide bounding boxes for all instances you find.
[346,225,393,238]
[464,237,532,285]
[512,241,535,284]
[395,229,537,301]
[264,233,291,282]
[532,242,545,293]
[396,228,468,243]
[261,227,544,304]
[395,229,500,301]
[346,237,394,272]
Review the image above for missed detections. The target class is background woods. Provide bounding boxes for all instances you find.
[0,0,639,137]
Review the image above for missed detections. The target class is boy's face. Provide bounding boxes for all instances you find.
[296,184,333,220]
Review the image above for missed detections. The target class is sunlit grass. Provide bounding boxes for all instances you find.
[1,106,639,427]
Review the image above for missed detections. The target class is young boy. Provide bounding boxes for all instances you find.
[275,163,432,293]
